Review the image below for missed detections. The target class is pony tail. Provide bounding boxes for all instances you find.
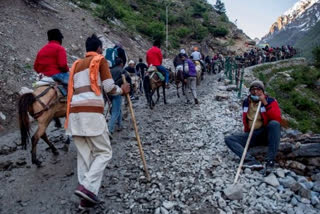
[18,93,35,149]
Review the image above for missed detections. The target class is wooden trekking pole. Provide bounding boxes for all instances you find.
[234,101,262,184]
[122,75,150,181]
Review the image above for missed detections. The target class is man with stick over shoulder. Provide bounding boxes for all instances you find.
[65,34,130,210]
[225,80,281,175]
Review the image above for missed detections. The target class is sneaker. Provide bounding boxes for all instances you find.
[78,199,95,210]
[130,95,138,101]
[243,160,263,169]
[74,185,99,204]
[165,83,170,89]
[263,160,275,176]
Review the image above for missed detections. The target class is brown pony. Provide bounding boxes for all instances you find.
[143,66,173,109]
[173,65,186,98]
[18,85,67,166]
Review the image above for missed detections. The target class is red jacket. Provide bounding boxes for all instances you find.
[242,96,281,132]
[146,46,162,66]
[34,41,69,76]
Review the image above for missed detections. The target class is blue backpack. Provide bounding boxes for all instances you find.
[105,47,119,68]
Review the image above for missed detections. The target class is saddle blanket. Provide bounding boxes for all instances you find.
[33,77,55,87]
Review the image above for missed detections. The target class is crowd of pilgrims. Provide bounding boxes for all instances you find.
[30,29,294,211]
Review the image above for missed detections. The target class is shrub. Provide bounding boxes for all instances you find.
[291,66,320,87]
[210,26,228,37]
[169,35,180,49]
[291,92,313,111]
[72,0,91,9]
[312,46,320,68]
[177,10,193,25]
[279,80,296,91]
[191,23,208,41]
[96,0,126,19]
[176,27,192,38]
[191,0,207,17]
[219,14,229,22]
[136,21,165,40]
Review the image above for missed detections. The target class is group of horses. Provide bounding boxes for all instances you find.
[142,62,206,109]
[17,60,209,166]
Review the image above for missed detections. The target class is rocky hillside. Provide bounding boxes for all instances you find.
[73,0,250,55]
[0,0,250,132]
[260,0,320,48]
[295,21,320,60]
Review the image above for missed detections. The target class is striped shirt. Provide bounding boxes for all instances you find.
[66,54,121,136]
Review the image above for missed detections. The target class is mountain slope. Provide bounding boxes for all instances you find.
[0,0,153,131]
[295,21,320,59]
[260,0,320,47]
[0,0,249,131]
[75,0,250,54]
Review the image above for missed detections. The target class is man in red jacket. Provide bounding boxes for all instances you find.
[225,80,281,175]
[34,29,69,85]
[146,40,169,88]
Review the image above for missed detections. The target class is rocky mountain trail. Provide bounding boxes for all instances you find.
[0,74,320,213]
[1,0,320,213]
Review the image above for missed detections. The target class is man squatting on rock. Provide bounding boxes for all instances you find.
[225,80,282,175]
[64,34,130,210]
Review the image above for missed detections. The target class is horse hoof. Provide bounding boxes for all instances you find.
[32,159,42,167]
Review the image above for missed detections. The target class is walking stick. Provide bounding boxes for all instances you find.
[122,75,151,181]
[234,101,262,184]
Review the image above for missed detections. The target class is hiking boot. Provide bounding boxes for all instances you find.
[263,160,275,176]
[194,98,199,104]
[74,185,99,204]
[78,199,96,210]
[243,160,263,169]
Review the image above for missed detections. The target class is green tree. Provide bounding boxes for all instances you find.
[214,0,226,15]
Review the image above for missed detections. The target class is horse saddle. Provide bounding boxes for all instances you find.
[33,77,67,97]
[147,66,165,82]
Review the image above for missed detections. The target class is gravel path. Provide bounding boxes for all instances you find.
[0,75,319,214]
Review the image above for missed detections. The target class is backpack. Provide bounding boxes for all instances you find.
[105,47,119,68]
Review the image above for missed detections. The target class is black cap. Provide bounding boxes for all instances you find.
[47,29,64,41]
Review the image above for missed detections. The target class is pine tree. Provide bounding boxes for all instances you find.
[214,0,226,15]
